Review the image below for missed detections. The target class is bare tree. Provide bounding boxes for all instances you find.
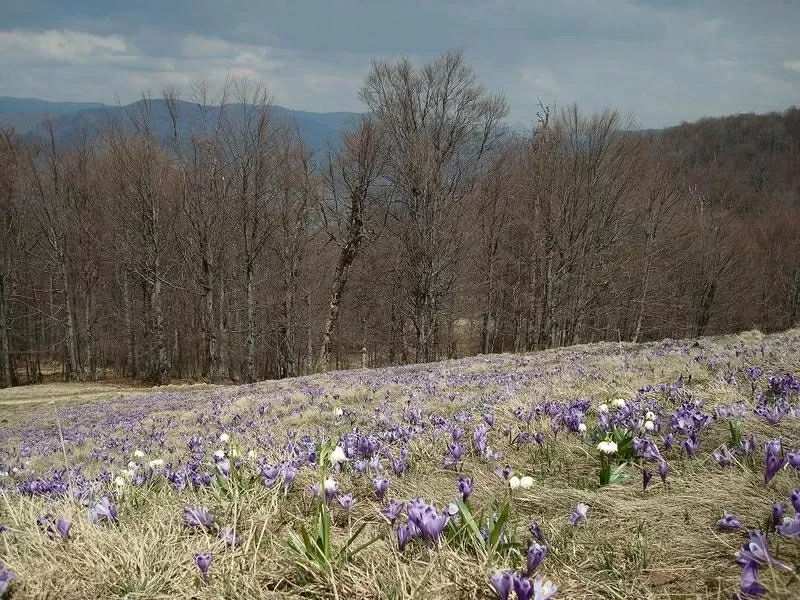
[360,49,508,361]
[318,117,390,370]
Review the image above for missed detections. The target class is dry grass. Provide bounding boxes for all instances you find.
[1,330,799,599]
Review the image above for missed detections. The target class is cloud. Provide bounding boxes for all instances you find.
[0,29,132,65]
[784,60,800,72]
[0,1,798,127]
[521,67,560,93]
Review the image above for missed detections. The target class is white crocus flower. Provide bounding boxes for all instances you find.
[520,476,534,489]
[333,407,344,417]
[219,433,230,444]
[247,449,257,461]
[597,403,609,414]
[597,440,618,455]
[508,476,521,490]
[324,476,338,492]
[329,446,348,466]
[114,476,126,488]
[578,423,587,433]
[213,449,225,460]
[133,450,145,459]
[645,411,656,421]
[644,421,655,431]
[127,461,138,471]
[148,458,164,469]
[611,398,626,409]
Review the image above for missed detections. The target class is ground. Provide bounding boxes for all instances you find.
[0,330,799,599]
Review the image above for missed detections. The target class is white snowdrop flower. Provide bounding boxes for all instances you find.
[644,421,655,432]
[578,423,587,433]
[597,403,609,414]
[611,398,626,409]
[114,476,126,488]
[323,476,338,492]
[148,458,164,469]
[133,450,145,459]
[247,449,257,461]
[213,449,225,460]
[333,407,344,417]
[645,411,656,421]
[329,446,348,466]
[508,476,521,490]
[520,476,535,489]
[219,433,230,444]
[597,440,618,455]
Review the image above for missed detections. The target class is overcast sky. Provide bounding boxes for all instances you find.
[1,0,798,128]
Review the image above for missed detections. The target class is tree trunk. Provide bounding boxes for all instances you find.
[0,275,13,387]
[61,258,80,381]
[245,262,256,382]
[218,275,230,380]
[150,263,169,384]
[122,266,137,378]
[319,244,357,371]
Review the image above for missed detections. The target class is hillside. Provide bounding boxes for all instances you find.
[0,330,798,598]
[0,96,361,153]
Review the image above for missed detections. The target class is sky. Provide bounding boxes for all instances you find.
[1,0,799,128]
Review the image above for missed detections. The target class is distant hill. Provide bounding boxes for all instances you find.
[0,96,362,153]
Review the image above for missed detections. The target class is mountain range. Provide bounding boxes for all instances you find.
[0,96,362,153]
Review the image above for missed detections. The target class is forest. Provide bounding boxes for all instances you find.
[1,50,799,387]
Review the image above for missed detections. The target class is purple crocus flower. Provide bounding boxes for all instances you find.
[397,521,420,551]
[183,506,214,530]
[529,522,544,541]
[717,511,746,531]
[658,461,669,485]
[526,541,548,574]
[490,571,514,600]
[338,493,356,512]
[771,503,786,527]
[787,452,800,471]
[569,503,589,525]
[736,530,794,572]
[739,561,767,597]
[740,435,758,456]
[90,496,118,525]
[452,427,464,442]
[764,439,782,458]
[282,466,297,494]
[483,413,495,427]
[764,453,786,485]
[642,470,652,492]
[712,446,733,468]
[513,574,534,600]
[37,514,72,541]
[448,442,465,462]
[534,432,545,446]
[194,552,212,582]
[776,514,800,538]
[458,477,474,502]
[0,563,15,597]
[380,499,405,525]
[373,477,389,501]
[791,488,800,513]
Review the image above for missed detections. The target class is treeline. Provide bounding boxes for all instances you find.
[1,50,798,387]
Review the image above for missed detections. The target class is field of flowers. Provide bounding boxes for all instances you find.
[1,330,799,599]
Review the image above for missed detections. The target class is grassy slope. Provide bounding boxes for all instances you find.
[0,330,799,599]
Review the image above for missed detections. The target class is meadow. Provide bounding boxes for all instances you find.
[1,330,799,599]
